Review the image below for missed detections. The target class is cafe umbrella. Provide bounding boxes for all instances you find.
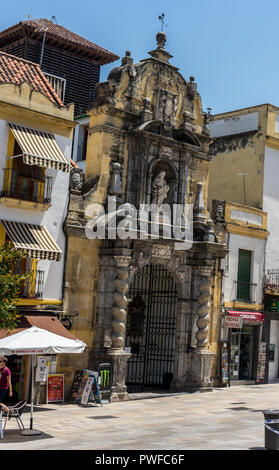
[0,326,86,435]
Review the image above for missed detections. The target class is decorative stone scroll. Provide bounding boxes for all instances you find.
[152,244,172,259]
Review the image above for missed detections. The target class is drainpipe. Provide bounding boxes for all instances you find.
[39,31,46,67]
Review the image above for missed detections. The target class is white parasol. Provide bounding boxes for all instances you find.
[0,326,86,435]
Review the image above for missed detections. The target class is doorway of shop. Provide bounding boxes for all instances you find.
[230,326,254,381]
[125,264,177,393]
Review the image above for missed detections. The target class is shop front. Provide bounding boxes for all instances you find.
[0,312,78,404]
[221,310,266,386]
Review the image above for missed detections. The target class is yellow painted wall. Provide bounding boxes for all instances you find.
[208,105,268,211]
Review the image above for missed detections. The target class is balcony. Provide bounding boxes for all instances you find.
[44,72,66,102]
[1,168,53,208]
[233,281,258,304]
[265,269,279,293]
[14,266,44,299]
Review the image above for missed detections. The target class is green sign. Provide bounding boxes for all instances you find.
[267,300,279,312]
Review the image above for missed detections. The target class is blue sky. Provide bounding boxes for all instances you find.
[1,0,278,114]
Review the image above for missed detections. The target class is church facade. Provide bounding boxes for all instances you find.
[62,33,227,401]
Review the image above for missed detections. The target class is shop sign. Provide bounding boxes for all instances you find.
[267,300,279,312]
[226,310,265,323]
[47,374,64,403]
[224,316,243,328]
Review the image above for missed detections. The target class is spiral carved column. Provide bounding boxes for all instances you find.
[110,256,131,350]
[196,268,212,351]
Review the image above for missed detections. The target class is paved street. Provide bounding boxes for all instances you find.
[0,383,279,450]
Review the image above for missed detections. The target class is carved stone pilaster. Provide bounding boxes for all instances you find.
[196,276,211,350]
[110,256,131,351]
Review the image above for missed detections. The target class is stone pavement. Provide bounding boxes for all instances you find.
[1,383,279,450]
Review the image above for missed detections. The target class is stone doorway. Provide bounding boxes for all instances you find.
[125,264,177,392]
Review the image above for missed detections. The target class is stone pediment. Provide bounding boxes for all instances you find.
[96,33,206,138]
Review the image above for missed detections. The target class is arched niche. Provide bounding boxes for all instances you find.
[146,158,178,205]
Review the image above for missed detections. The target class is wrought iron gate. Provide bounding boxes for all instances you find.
[125,264,177,392]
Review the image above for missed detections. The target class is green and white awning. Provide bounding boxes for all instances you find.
[9,123,70,173]
[1,220,62,262]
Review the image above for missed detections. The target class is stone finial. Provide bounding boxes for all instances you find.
[187,76,197,99]
[140,97,153,123]
[148,32,173,64]
[109,162,122,196]
[156,31,167,49]
[193,182,206,224]
[122,50,133,66]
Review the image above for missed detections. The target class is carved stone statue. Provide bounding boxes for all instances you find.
[151,171,170,206]
[69,168,84,193]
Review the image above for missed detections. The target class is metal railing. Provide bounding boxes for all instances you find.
[1,169,53,204]
[13,265,44,299]
[233,280,258,303]
[265,269,279,291]
[44,72,66,102]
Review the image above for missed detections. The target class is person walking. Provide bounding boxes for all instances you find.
[0,357,12,402]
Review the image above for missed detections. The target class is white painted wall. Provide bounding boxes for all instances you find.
[268,320,279,382]
[263,146,279,272]
[0,119,72,300]
[223,233,265,305]
[209,112,259,138]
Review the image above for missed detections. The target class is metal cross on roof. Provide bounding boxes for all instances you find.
[158,13,168,31]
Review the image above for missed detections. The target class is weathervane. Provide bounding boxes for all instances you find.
[158,13,168,31]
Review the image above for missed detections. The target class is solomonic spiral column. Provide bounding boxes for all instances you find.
[110,256,131,350]
[196,267,212,351]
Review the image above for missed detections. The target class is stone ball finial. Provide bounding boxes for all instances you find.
[156,31,167,49]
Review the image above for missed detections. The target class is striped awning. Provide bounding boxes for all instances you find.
[9,123,70,173]
[1,220,62,261]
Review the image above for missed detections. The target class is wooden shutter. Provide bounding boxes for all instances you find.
[237,250,252,301]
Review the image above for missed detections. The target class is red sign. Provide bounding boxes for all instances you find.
[227,310,265,323]
[47,374,64,403]
[224,316,243,328]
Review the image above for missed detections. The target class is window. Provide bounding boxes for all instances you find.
[237,249,252,302]
[76,125,89,162]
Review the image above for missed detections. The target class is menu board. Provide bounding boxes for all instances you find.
[72,370,98,404]
[47,374,64,403]
[256,342,266,383]
[70,370,84,402]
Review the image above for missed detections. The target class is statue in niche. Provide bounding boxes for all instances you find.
[151,171,170,206]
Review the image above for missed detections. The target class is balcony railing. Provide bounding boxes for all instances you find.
[265,269,279,291]
[233,281,258,304]
[44,72,66,102]
[1,169,53,204]
[13,266,44,299]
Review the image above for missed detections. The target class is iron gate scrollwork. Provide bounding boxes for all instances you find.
[125,264,177,392]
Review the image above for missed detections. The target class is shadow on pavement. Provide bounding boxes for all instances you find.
[22,405,56,413]
[0,429,53,444]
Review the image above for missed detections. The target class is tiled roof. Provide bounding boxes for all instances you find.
[0,51,63,106]
[0,19,119,65]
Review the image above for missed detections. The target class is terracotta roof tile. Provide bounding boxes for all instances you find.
[0,51,64,106]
